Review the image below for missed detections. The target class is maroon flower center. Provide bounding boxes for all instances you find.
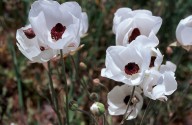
[51,23,66,41]
[149,56,156,67]
[124,95,134,105]
[23,28,36,39]
[124,62,140,75]
[40,46,45,51]
[124,95,130,105]
[128,28,141,43]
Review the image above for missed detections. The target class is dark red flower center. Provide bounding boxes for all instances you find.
[128,28,141,43]
[124,62,140,75]
[123,95,134,105]
[149,56,156,67]
[51,23,66,41]
[124,95,130,105]
[23,28,36,39]
[40,46,45,51]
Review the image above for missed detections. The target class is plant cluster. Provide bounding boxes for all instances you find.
[15,0,192,124]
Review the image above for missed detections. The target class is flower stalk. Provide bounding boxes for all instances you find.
[8,38,24,111]
[70,55,90,96]
[121,86,136,124]
[60,49,69,125]
[47,61,62,125]
[139,100,152,125]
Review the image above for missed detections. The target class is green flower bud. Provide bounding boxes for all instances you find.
[69,101,79,111]
[90,102,105,116]
[89,92,99,101]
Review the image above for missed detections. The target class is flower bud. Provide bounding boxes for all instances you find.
[93,78,100,86]
[89,92,99,101]
[69,101,79,111]
[90,102,105,116]
[79,62,87,70]
[166,46,173,55]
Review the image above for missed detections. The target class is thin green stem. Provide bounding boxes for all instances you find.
[139,100,152,125]
[169,81,191,123]
[70,55,90,96]
[99,83,109,92]
[0,0,2,16]
[8,39,24,111]
[103,113,109,125]
[47,61,62,125]
[103,115,105,125]
[60,50,69,125]
[121,86,136,124]
[76,109,98,125]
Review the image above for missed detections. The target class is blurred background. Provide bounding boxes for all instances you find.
[0,0,192,125]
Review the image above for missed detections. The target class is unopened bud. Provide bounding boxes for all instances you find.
[93,78,100,86]
[90,102,105,116]
[79,62,87,70]
[166,46,173,55]
[69,101,79,111]
[89,92,99,101]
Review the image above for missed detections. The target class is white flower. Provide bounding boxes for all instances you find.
[108,85,143,120]
[16,25,57,63]
[101,44,151,85]
[112,8,162,45]
[176,15,192,50]
[28,0,88,51]
[142,61,177,101]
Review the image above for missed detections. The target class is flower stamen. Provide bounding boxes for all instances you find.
[51,23,66,41]
[23,28,36,39]
[40,46,45,51]
[124,62,140,75]
[124,95,136,106]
